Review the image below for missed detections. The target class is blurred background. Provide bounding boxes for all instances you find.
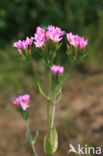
[0,0,103,155]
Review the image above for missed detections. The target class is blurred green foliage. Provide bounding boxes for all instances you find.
[0,0,103,91]
[0,0,103,45]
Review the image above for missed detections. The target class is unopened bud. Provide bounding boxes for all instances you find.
[67,44,69,49]
[17,49,22,55]
[83,49,86,53]
[28,49,31,55]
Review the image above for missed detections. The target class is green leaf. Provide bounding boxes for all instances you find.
[37,81,51,100]
[32,130,39,145]
[44,128,58,155]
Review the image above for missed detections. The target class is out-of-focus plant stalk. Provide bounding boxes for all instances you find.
[50,97,56,142]
[47,68,52,137]
[25,120,37,156]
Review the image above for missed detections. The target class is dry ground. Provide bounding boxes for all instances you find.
[0,71,103,156]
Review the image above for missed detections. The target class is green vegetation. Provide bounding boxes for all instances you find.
[0,0,103,90]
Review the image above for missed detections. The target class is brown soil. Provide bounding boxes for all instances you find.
[0,72,103,156]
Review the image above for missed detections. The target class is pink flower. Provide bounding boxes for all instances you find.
[34,27,46,47]
[51,65,64,76]
[13,94,30,111]
[79,37,88,48]
[13,37,34,55]
[35,33,45,41]
[67,33,79,47]
[46,25,64,42]
[21,40,28,49]
[26,36,34,45]
[13,40,23,49]
[46,31,51,40]
[66,32,88,49]
[36,26,45,35]
[66,32,74,43]
[55,27,65,36]
[50,34,63,42]
[34,25,65,47]
[34,40,45,47]
[48,25,55,32]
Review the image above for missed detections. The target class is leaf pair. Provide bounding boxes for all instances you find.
[44,128,58,155]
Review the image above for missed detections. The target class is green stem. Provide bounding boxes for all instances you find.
[25,120,37,156]
[50,97,56,142]
[47,68,52,137]
[51,98,56,129]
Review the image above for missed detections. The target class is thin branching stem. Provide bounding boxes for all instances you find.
[47,68,52,137]
[25,120,37,156]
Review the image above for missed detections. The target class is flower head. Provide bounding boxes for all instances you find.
[66,32,88,49]
[13,94,30,111]
[26,36,34,46]
[79,37,88,48]
[34,25,65,47]
[46,25,65,42]
[67,33,79,47]
[13,37,33,55]
[34,40,45,47]
[13,40,23,49]
[51,65,64,76]
[34,27,46,47]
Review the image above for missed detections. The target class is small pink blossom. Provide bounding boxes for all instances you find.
[66,33,79,47]
[34,40,45,47]
[36,26,45,35]
[34,27,46,47]
[13,40,23,49]
[13,37,33,55]
[66,32,74,43]
[13,94,30,111]
[79,37,88,48]
[46,31,51,40]
[35,33,45,41]
[46,25,64,42]
[55,27,65,36]
[66,32,88,49]
[51,65,64,76]
[50,34,63,42]
[48,25,55,32]
[21,40,28,49]
[26,36,34,45]
[34,25,65,47]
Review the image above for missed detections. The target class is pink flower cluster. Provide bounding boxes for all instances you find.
[34,25,65,47]
[13,37,33,55]
[66,32,88,49]
[13,94,30,111]
[51,65,64,76]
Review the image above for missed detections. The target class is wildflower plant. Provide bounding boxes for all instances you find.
[12,25,88,155]
[13,94,38,156]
